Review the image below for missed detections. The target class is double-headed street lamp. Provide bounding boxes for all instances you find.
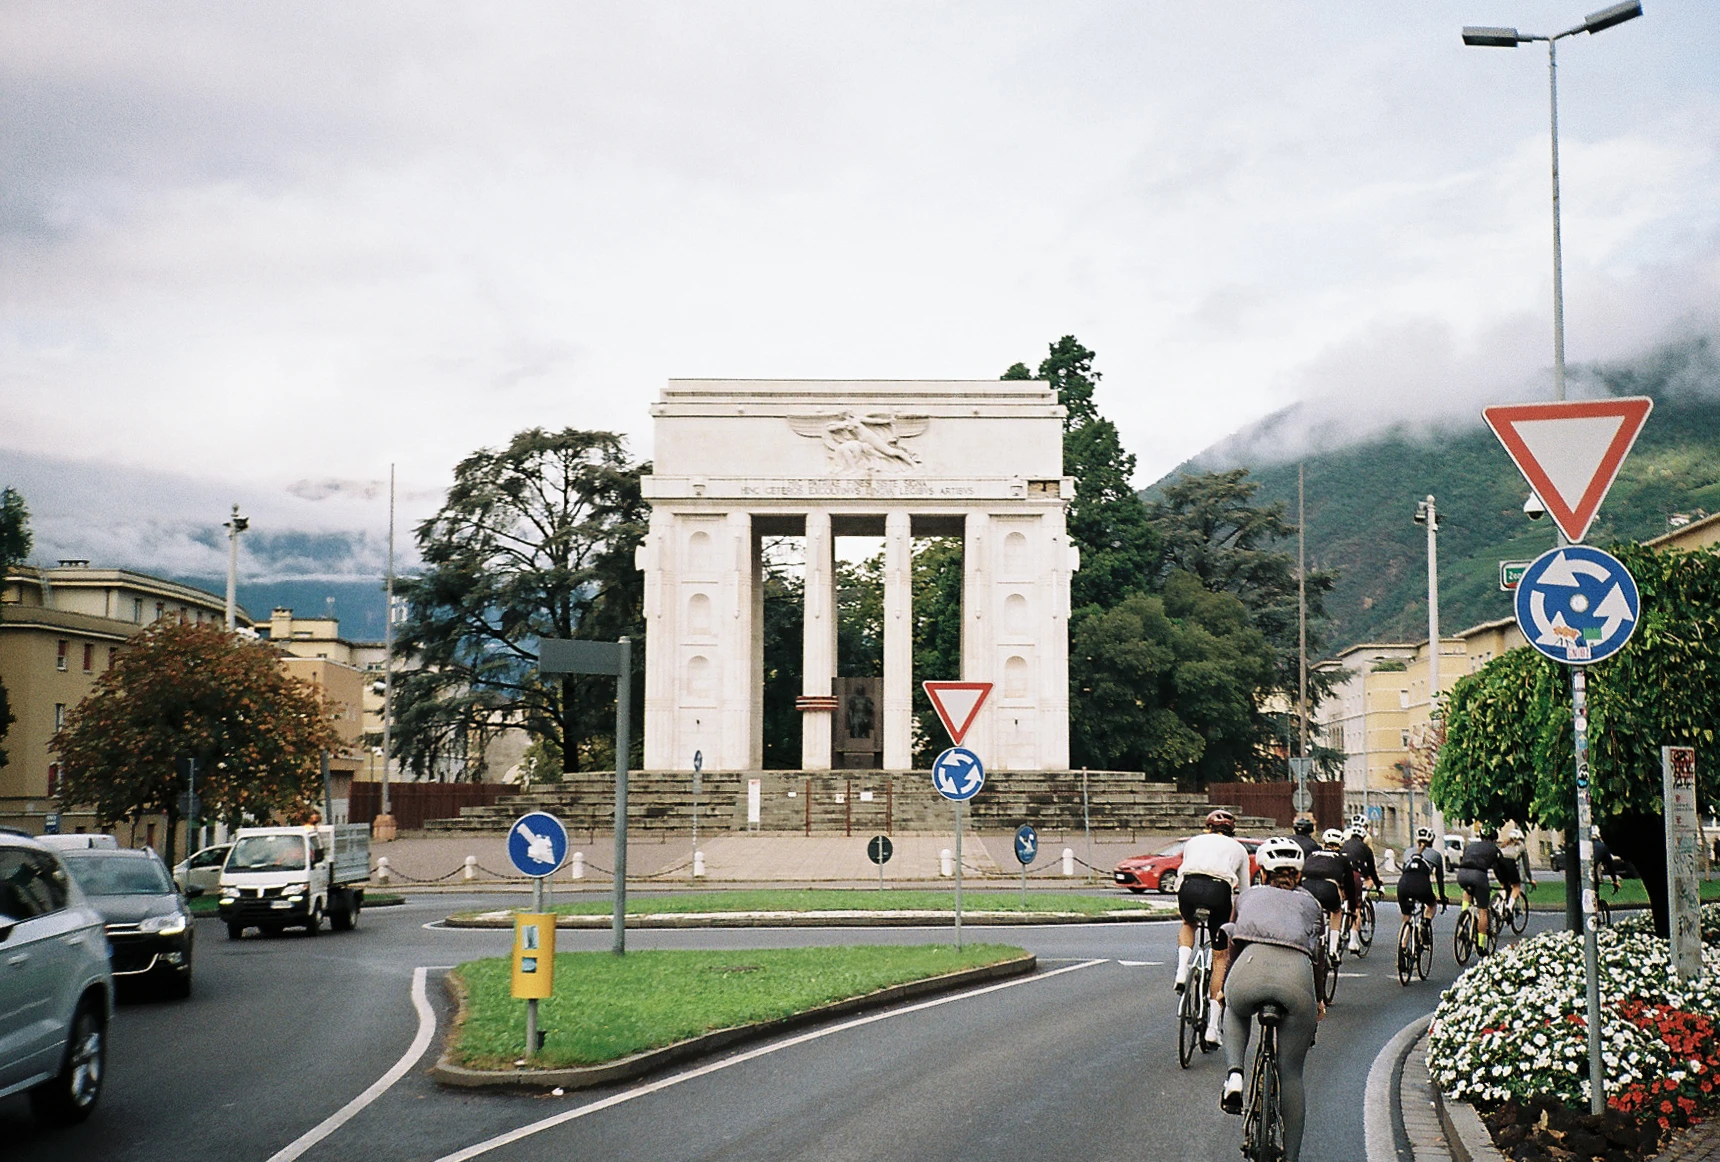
[1461,2,1643,405]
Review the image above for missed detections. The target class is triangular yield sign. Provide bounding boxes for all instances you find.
[922,681,991,746]
[1482,397,1653,544]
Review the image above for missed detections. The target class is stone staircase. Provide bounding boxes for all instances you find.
[422,769,1277,838]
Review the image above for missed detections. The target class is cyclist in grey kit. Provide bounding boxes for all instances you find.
[1219,837,1327,1162]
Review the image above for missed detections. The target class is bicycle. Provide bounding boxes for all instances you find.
[1240,1001,1287,1162]
[1397,906,1435,986]
[1505,885,1530,935]
[1488,892,1524,945]
[1341,889,1378,959]
[1453,897,1496,966]
[1178,908,1217,1069]
[1319,936,1339,1005]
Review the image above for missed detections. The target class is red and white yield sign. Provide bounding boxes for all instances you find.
[1482,397,1653,545]
[922,681,992,746]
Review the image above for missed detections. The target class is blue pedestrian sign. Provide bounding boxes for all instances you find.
[507,811,570,878]
[931,747,985,802]
[1014,824,1038,866]
[1514,545,1640,666]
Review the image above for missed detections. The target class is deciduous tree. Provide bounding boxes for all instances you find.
[0,487,29,768]
[51,621,340,868]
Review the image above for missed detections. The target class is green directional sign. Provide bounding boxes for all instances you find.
[1499,560,1531,592]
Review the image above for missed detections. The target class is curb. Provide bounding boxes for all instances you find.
[441,908,1174,929]
[1435,1083,1509,1162]
[1364,1012,1434,1162]
[429,953,1038,1090]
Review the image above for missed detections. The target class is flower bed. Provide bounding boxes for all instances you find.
[1614,901,1720,944]
[1429,929,1720,1158]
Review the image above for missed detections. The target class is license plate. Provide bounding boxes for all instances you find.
[271,900,291,909]
[1114,873,1127,882]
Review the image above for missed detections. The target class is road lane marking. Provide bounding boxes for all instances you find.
[425,958,1110,1162]
[265,966,437,1162]
[1117,960,1163,966]
[1338,972,1369,978]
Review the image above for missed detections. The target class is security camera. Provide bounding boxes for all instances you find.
[1523,492,1546,521]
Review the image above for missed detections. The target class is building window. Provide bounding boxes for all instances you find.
[155,602,165,621]
[107,647,118,671]
[56,640,68,671]
[82,643,94,672]
[47,763,60,797]
[133,597,144,622]
[54,703,66,730]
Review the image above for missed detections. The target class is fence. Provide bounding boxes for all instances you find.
[348,781,513,831]
[1207,781,1346,833]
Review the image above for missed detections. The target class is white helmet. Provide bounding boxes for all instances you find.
[1257,838,1306,874]
[1415,826,1437,845]
[1350,814,1368,830]
[1322,828,1346,848]
[1344,825,1366,841]
[1504,825,1524,841]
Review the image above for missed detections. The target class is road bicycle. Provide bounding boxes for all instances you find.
[1503,885,1530,935]
[1488,890,1527,944]
[1397,906,1436,986]
[1240,1001,1287,1162]
[1453,896,1497,966]
[1318,936,1339,1005]
[1178,908,1219,1069]
[1341,888,1378,959]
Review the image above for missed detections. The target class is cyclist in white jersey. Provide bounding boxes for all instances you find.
[1175,810,1251,1048]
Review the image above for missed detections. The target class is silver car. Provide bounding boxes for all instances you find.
[0,832,114,1125]
[173,843,232,897]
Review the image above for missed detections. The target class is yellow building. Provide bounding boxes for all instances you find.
[0,562,246,836]
[1645,511,1720,554]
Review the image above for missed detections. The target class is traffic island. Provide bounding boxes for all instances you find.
[431,944,1034,1090]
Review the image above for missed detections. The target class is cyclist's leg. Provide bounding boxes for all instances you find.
[1219,945,1257,1109]
[1174,881,1200,988]
[1226,944,1317,1162]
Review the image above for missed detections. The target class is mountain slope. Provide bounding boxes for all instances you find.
[1151,338,1720,653]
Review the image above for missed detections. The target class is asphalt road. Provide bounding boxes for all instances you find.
[1,890,1552,1162]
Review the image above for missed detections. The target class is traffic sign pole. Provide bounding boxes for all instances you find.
[953,800,963,950]
[1571,668,1605,1115]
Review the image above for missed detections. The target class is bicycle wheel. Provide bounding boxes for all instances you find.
[1596,897,1611,928]
[1454,908,1475,966]
[1320,945,1339,1004]
[1418,918,1434,980]
[1358,898,1376,954]
[1242,1028,1281,1162]
[1397,922,1414,986]
[1177,964,1201,1069]
[1509,891,1529,935]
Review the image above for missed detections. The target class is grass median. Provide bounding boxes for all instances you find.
[448,943,1027,1070]
[1376,878,1720,910]
[451,888,1154,923]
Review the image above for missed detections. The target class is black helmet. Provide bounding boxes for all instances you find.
[1292,818,1315,835]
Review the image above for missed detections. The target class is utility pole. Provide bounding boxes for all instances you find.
[377,465,398,840]
[223,505,248,631]
[1297,463,1308,761]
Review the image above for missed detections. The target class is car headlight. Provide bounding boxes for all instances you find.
[139,913,189,936]
[221,887,239,899]
[285,894,304,904]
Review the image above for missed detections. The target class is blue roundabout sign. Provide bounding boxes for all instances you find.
[931,747,985,802]
[1513,545,1640,666]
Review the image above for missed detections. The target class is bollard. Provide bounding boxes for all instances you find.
[941,848,953,877]
[1062,848,1075,877]
[376,855,391,885]
[693,850,705,877]
[569,851,584,880]
[464,855,477,881]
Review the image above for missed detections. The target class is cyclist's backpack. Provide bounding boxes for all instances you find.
[1402,849,1434,876]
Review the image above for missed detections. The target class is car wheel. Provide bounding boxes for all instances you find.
[304,905,322,937]
[164,968,193,1000]
[226,922,246,941]
[1127,887,1146,895]
[30,1000,105,1125]
[1159,871,1177,894]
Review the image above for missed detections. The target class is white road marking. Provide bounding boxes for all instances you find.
[426,958,1110,1162]
[1338,972,1369,978]
[1116,960,1164,966]
[265,966,437,1162]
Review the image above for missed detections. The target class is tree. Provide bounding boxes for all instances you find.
[1146,468,1339,771]
[1007,337,1157,611]
[1433,542,1720,935]
[1069,572,1277,780]
[51,621,340,869]
[394,429,647,779]
[0,487,29,769]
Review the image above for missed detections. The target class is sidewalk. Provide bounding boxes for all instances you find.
[370,830,1170,888]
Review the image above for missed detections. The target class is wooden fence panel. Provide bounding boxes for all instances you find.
[1206,781,1345,833]
[348,782,512,831]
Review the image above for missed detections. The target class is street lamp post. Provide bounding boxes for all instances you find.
[223,505,248,631]
[1463,3,1642,1115]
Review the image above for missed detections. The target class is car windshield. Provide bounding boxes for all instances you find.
[63,853,174,896]
[1155,840,1186,857]
[228,835,307,871]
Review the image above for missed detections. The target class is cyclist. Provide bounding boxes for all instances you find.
[1591,826,1622,893]
[1300,828,1358,963]
[1496,825,1529,913]
[1396,826,1448,937]
[1456,827,1511,951]
[1174,809,1250,1048]
[1289,817,1319,858]
[1340,824,1381,949]
[1218,837,1327,1162]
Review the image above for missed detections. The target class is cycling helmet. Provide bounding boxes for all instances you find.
[1479,826,1498,841]
[1292,818,1316,835]
[1503,825,1524,841]
[1321,828,1345,848]
[1350,814,1368,830]
[1415,826,1437,845]
[1257,838,1306,874]
[1205,809,1237,836]
[1344,826,1366,841]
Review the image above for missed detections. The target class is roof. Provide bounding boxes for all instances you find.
[1644,510,1720,550]
[0,604,140,641]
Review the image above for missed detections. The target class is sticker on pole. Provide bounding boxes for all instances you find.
[507,811,570,877]
[922,681,991,745]
[931,746,985,802]
[1482,397,1653,544]
[1513,545,1640,665]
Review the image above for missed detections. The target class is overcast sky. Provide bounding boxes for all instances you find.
[2,2,1716,579]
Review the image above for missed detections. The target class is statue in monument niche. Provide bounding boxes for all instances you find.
[846,685,875,739]
[789,410,929,476]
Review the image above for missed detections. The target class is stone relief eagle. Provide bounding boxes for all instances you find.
[786,410,931,476]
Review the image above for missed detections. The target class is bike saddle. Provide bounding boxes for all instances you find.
[1193,907,1212,921]
[1258,1003,1287,1027]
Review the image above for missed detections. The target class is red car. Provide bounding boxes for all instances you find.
[1113,837,1264,894]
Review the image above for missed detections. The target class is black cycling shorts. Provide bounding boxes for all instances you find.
[1496,860,1521,887]
[1177,874,1233,950]
[1301,876,1341,914]
[1397,880,1437,916]
[1456,868,1492,907]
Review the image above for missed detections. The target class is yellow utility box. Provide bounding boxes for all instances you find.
[510,913,556,999]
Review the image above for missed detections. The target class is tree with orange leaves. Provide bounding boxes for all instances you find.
[51,620,340,868]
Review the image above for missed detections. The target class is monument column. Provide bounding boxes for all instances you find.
[882,510,913,769]
[799,509,837,770]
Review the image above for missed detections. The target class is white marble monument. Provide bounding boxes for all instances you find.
[637,379,1075,773]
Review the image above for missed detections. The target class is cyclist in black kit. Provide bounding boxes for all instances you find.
[1396,827,1448,937]
[1456,828,1513,949]
[1300,829,1358,964]
[1289,817,1319,858]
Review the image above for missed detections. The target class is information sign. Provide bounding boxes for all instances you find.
[867,835,894,865]
[1664,746,1702,982]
